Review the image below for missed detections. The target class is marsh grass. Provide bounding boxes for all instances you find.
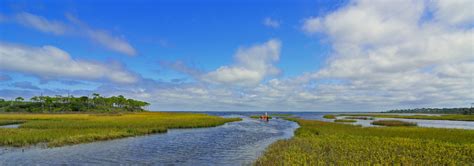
[322,114,336,119]
[371,120,417,126]
[256,118,474,165]
[334,119,356,123]
[0,112,240,147]
[0,120,25,126]
[339,114,474,121]
[345,116,374,120]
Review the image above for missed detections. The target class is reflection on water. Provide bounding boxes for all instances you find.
[0,116,298,166]
[0,124,20,129]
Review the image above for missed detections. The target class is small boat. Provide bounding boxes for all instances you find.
[259,112,270,121]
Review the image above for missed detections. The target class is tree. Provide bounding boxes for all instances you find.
[30,96,40,102]
[15,97,24,102]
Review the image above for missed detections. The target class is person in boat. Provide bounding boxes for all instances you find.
[260,112,269,121]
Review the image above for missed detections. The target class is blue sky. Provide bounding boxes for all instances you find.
[0,0,473,111]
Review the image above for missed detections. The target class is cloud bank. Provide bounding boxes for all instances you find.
[0,43,139,84]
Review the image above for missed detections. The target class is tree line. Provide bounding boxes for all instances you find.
[386,107,473,115]
[0,93,150,113]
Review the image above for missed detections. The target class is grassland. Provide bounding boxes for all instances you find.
[371,120,417,126]
[339,114,474,121]
[344,116,374,120]
[322,114,336,119]
[334,119,356,123]
[0,120,25,126]
[256,118,474,165]
[0,112,240,147]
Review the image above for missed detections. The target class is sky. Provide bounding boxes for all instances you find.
[0,0,473,112]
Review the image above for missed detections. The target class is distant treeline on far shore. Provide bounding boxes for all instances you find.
[386,107,473,115]
[0,93,150,113]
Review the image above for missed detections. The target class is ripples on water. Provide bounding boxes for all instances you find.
[0,116,298,166]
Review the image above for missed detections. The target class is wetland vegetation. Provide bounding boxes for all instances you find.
[340,114,474,121]
[371,120,417,126]
[334,119,356,123]
[256,118,474,165]
[0,112,240,147]
[322,114,336,119]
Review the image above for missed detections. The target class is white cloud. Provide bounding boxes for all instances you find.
[16,12,67,35]
[65,14,137,56]
[85,29,137,56]
[90,0,473,111]
[0,42,139,84]
[263,17,280,28]
[202,39,281,86]
[299,0,474,109]
[4,12,136,56]
[302,17,322,34]
[433,0,474,26]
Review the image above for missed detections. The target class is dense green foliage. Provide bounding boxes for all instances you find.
[322,114,335,119]
[256,118,474,165]
[0,93,150,112]
[371,120,417,126]
[340,114,474,121]
[386,107,473,115]
[0,112,240,147]
[334,119,356,123]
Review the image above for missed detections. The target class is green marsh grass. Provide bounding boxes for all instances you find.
[371,120,417,126]
[0,112,240,147]
[0,120,25,126]
[344,116,374,120]
[322,114,336,119]
[334,119,356,123]
[256,118,474,165]
[339,114,474,121]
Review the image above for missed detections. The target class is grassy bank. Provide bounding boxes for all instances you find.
[256,118,474,165]
[339,114,474,121]
[371,120,417,126]
[322,114,336,119]
[334,119,356,123]
[0,112,240,147]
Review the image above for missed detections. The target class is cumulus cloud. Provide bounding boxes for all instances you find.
[433,0,474,26]
[202,39,282,86]
[15,12,67,35]
[263,17,280,28]
[301,0,474,109]
[0,42,139,84]
[92,0,473,111]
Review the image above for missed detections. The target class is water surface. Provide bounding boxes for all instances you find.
[0,116,298,165]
